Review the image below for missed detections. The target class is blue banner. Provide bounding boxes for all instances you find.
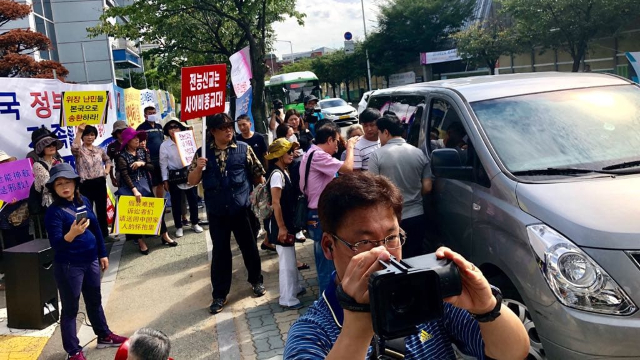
[235,85,254,131]
[113,85,126,121]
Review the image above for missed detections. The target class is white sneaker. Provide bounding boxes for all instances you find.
[175,228,184,238]
[296,231,306,241]
[192,224,204,233]
[257,228,266,238]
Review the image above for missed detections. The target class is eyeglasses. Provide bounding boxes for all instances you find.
[168,125,180,130]
[330,229,406,253]
[45,143,57,148]
[216,123,234,131]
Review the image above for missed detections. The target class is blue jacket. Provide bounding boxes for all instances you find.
[44,196,108,264]
[201,142,252,217]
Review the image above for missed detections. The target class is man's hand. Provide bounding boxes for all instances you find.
[436,247,496,314]
[340,246,391,304]
[196,157,208,170]
[346,135,360,151]
[99,257,109,272]
[163,181,170,192]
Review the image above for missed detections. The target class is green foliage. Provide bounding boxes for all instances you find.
[88,0,304,133]
[452,19,517,74]
[499,0,637,72]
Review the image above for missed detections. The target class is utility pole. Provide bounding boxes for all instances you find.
[361,0,372,91]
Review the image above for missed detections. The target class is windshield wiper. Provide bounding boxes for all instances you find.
[602,160,640,171]
[512,167,620,176]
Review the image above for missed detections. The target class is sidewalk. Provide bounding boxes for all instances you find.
[34,210,318,360]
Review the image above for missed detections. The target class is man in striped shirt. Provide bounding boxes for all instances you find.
[353,108,381,171]
[284,172,529,360]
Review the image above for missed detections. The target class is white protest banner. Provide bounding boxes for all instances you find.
[420,49,461,65]
[174,130,198,167]
[230,46,253,97]
[0,78,117,167]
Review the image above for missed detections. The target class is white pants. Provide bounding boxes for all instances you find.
[276,244,304,307]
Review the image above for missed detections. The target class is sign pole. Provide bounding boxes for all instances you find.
[202,118,207,170]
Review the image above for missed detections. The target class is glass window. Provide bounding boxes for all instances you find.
[319,99,347,109]
[45,21,58,61]
[368,95,391,111]
[284,81,321,105]
[471,85,640,173]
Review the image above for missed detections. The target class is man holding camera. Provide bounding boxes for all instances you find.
[284,172,529,360]
[269,99,285,140]
[303,95,323,137]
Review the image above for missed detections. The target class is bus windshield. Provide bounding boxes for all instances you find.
[285,81,321,105]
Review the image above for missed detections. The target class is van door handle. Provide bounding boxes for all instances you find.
[473,203,481,211]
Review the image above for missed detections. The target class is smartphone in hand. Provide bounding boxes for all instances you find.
[75,211,88,224]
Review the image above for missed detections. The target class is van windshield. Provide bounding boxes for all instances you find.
[471,85,640,173]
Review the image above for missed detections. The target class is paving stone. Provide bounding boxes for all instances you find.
[268,335,285,349]
[253,329,281,340]
[250,323,278,335]
[254,338,271,353]
[246,308,272,319]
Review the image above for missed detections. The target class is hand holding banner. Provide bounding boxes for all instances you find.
[174,130,198,167]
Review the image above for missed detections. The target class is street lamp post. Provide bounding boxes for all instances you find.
[276,39,294,64]
[361,0,372,91]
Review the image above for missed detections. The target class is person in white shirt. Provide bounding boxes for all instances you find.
[159,119,203,238]
[353,108,382,171]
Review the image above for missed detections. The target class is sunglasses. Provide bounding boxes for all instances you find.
[287,149,295,155]
[216,123,234,130]
[168,125,181,130]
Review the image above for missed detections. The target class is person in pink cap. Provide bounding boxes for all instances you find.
[116,128,176,254]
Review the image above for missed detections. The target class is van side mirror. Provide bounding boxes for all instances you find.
[431,149,473,181]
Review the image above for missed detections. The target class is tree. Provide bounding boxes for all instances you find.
[0,0,68,78]
[452,19,517,75]
[90,0,303,133]
[368,0,477,74]
[500,0,637,72]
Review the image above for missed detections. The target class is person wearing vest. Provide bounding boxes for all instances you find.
[188,113,266,314]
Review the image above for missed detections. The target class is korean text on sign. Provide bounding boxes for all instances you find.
[174,130,198,167]
[0,159,35,203]
[62,90,109,126]
[180,64,227,121]
[114,196,166,235]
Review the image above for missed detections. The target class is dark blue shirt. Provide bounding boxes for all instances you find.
[44,196,108,264]
[136,121,164,160]
[284,272,485,359]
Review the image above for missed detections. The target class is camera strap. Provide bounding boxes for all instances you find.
[336,285,370,312]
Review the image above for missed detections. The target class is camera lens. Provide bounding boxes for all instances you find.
[390,284,415,314]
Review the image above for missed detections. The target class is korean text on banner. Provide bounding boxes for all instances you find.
[174,130,198,167]
[180,64,227,121]
[0,159,35,202]
[61,91,109,126]
[114,195,165,235]
[124,87,144,129]
[420,49,461,65]
[0,78,117,165]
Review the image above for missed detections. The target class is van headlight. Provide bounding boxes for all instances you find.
[528,224,636,315]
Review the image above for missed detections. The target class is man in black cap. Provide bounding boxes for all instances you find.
[187,113,266,314]
[27,126,63,163]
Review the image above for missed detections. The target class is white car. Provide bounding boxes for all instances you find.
[358,90,376,115]
[319,98,358,126]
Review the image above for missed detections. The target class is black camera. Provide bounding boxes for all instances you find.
[369,254,462,339]
[273,100,284,116]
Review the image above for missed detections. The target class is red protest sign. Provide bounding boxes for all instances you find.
[180,64,227,121]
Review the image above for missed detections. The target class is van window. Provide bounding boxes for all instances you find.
[367,95,391,111]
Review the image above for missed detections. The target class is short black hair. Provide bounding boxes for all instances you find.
[318,172,403,235]
[144,106,156,114]
[315,121,340,144]
[81,125,98,138]
[376,114,404,137]
[236,114,250,122]
[276,123,291,139]
[360,108,382,124]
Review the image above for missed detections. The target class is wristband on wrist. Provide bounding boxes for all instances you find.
[470,285,503,323]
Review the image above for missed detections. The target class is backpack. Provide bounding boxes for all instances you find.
[28,161,48,215]
[250,169,283,221]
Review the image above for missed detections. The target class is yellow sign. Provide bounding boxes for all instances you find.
[114,196,166,235]
[124,87,145,129]
[0,199,5,213]
[61,91,109,126]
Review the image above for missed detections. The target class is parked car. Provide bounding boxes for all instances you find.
[358,90,376,115]
[318,98,358,126]
[367,72,640,360]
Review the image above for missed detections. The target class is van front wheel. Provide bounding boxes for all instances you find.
[502,298,546,360]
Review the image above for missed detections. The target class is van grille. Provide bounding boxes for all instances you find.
[627,252,640,269]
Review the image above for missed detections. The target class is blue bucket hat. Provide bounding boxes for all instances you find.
[45,163,80,190]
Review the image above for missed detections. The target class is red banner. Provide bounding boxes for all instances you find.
[180,64,227,121]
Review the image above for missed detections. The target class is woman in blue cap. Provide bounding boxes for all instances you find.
[44,163,126,360]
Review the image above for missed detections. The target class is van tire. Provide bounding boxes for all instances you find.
[488,275,547,360]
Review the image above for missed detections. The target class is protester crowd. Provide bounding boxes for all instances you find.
[0,94,530,359]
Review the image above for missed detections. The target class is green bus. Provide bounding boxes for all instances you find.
[265,71,322,112]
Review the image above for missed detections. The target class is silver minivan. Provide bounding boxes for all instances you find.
[368,73,640,359]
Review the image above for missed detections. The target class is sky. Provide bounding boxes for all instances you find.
[271,0,381,58]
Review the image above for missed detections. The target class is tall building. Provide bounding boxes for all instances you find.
[0,0,141,84]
